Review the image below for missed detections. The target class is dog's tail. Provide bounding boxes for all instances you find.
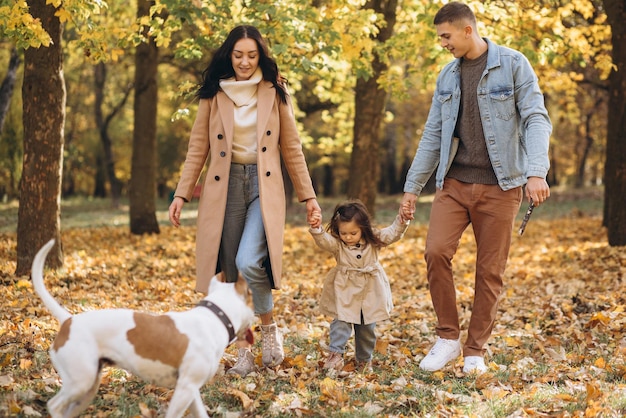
[31,239,71,323]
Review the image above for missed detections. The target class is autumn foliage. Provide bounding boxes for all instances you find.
[0,197,625,417]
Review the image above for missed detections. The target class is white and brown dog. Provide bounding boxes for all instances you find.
[31,239,255,418]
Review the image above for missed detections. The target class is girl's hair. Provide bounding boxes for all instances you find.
[327,200,385,248]
[196,25,288,103]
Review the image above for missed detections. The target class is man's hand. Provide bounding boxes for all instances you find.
[525,177,550,206]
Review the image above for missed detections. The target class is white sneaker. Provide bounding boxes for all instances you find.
[419,337,461,371]
[463,356,487,374]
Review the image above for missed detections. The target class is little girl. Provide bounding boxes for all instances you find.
[308,200,409,372]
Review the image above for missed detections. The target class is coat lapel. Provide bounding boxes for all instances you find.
[216,91,234,147]
[256,81,275,144]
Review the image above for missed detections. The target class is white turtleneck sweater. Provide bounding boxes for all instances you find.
[219,68,263,165]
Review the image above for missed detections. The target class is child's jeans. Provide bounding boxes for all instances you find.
[328,317,376,362]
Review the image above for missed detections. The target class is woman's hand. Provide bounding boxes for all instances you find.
[169,197,185,228]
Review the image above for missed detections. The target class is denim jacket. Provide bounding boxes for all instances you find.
[404,38,552,194]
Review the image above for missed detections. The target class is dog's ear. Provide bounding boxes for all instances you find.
[207,273,225,294]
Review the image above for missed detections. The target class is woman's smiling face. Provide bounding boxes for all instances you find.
[231,38,259,81]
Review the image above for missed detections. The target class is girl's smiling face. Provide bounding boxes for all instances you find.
[338,220,363,246]
[231,38,259,81]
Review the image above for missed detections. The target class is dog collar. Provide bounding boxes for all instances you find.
[196,300,236,344]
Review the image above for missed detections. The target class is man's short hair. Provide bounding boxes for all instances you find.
[434,1,477,26]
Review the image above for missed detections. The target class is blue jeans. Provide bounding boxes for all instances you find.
[329,317,377,362]
[220,164,273,315]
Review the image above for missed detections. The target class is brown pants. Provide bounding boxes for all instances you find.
[425,178,523,357]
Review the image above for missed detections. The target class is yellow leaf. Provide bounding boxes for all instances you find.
[375,339,389,354]
[138,402,156,417]
[227,388,253,409]
[320,377,347,403]
[54,8,71,23]
[19,358,32,370]
[585,382,602,402]
[504,336,521,347]
[594,357,606,369]
[482,387,507,400]
[432,371,445,380]
[588,312,609,327]
[16,279,31,289]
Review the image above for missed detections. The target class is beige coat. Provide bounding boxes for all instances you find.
[174,81,316,293]
[309,216,409,324]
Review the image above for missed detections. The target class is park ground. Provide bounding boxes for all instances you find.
[0,186,624,417]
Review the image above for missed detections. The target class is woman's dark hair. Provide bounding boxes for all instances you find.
[197,25,288,103]
[327,200,385,248]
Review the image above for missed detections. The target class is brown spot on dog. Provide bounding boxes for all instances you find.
[215,271,226,283]
[127,313,189,368]
[53,318,72,351]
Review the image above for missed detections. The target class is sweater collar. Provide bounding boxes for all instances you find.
[219,68,263,107]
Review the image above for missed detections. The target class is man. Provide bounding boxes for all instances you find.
[399,2,551,374]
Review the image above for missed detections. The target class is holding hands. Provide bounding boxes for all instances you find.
[399,192,417,223]
[308,209,322,229]
[306,198,323,229]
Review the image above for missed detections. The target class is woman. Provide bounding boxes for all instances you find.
[169,25,320,377]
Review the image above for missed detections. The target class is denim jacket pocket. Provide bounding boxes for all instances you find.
[437,92,453,121]
[489,88,515,121]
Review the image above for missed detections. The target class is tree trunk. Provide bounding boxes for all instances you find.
[347,0,397,214]
[0,47,21,134]
[574,113,593,188]
[94,62,128,207]
[129,0,160,235]
[15,0,65,276]
[603,0,626,246]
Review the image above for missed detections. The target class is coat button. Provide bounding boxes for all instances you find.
[215,176,220,181]
[266,130,271,136]
[217,134,223,139]
[266,171,271,176]
[220,151,226,157]
[261,146,267,152]
[356,254,362,259]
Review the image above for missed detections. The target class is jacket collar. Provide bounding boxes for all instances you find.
[451,37,501,73]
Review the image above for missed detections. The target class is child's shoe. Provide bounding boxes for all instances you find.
[356,360,373,373]
[323,352,344,371]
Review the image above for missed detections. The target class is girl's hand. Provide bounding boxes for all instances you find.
[308,210,322,229]
[306,198,322,228]
[399,193,417,222]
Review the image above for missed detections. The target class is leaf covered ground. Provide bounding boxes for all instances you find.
[0,193,625,417]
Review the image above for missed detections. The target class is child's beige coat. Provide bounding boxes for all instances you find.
[309,216,409,324]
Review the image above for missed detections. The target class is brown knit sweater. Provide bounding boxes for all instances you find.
[448,49,498,185]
